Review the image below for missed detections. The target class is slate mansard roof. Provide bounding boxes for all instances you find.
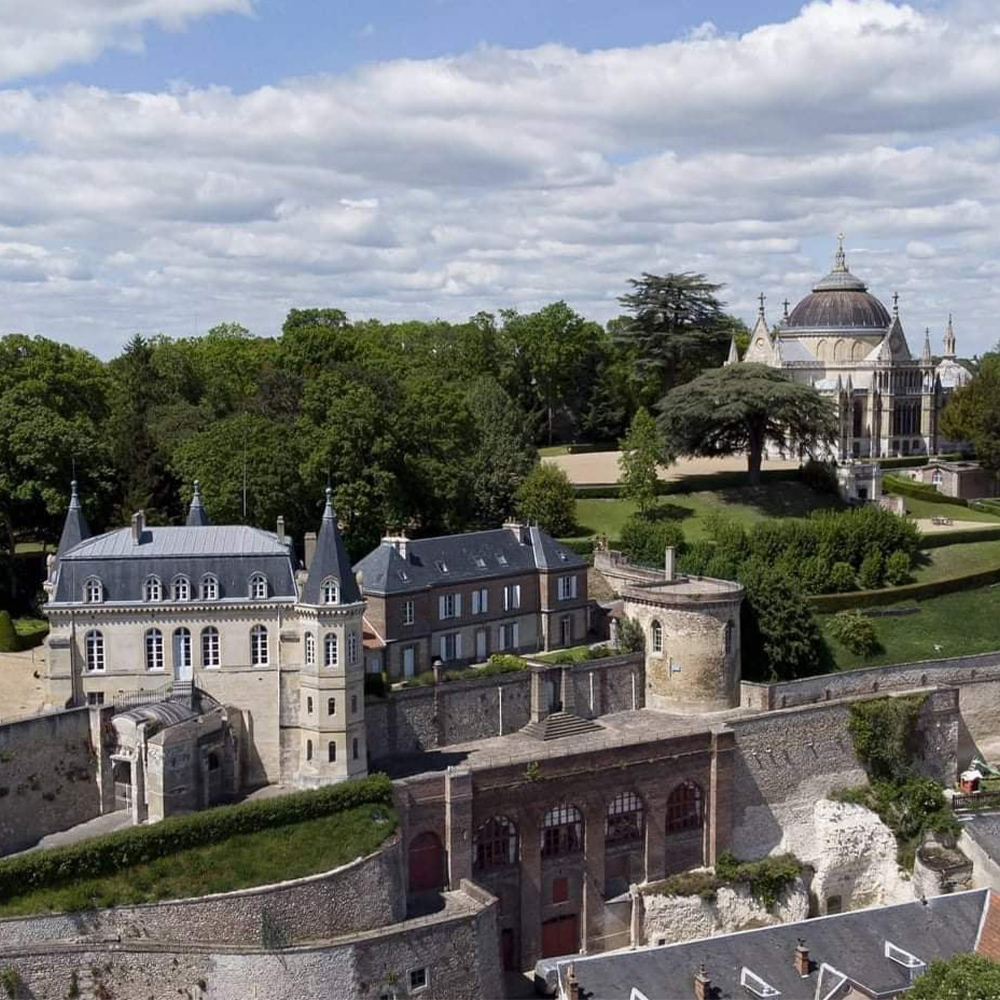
[301,489,361,606]
[354,525,586,596]
[52,524,297,605]
[558,889,990,1000]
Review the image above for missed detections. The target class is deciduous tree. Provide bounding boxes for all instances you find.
[515,464,576,537]
[618,407,666,513]
[942,351,1000,471]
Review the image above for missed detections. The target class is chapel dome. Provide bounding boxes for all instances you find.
[784,241,892,331]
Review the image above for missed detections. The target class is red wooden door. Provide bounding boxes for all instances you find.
[408,831,445,892]
[541,915,579,958]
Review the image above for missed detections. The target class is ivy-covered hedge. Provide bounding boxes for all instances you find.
[883,474,970,508]
[0,774,394,901]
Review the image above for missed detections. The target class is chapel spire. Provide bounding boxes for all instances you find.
[57,480,91,556]
[921,327,933,364]
[185,480,211,527]
[944,314,956,358]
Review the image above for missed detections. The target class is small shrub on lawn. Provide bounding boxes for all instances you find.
[829,610,881,657]
[828,561,857,593]
[857,550,885,590]
[884,550,912,586]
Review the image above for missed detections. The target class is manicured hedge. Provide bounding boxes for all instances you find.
[919,527,1000,549]
[0,611,16,652]
[573,466,802,499]
[877,453,965,469]
[883,474,970,508]
[558,538,596,559]
[808,565,1000,612]
[0,774,394,900]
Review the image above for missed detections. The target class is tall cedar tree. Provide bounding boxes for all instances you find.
[657,364,838,485]
[616,273,732,394]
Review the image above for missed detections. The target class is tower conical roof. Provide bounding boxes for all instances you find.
[57,481,91,555]
[185,480,211,527]
[302,488,361,604]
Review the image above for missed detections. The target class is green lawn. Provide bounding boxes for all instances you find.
[0,804,396,917]
[898,495,1000,524]
[574,482,844,544]
[821,586,1000,670]
[911,540,1000,583]
[535,644,611,664]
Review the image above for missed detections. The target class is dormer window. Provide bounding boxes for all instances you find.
[435,560,449,574]
[200,575,219,600]
[172,576,190,601]
[321,578,339,605]
[497,554,508,566]
[144,576,163,602]
[84,577,103,603]
[250,573,268,600]
[473,556,486,569]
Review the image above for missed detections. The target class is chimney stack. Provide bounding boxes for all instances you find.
[665,545,676,581]
[131,511,145,545]
[694,963,711,1000]
[794,938,810,977]
[565,963,580,1000]
[276,516,286,544]
[503,520,529,545]
[382,532,408,559]
[304,531,317,570]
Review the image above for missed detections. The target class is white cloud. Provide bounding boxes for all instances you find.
[2,0,1000,356]
[0,0,251,82]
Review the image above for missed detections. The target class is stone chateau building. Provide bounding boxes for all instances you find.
[733,238,971,465]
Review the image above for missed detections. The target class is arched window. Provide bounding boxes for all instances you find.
[145,628,164,671]
[651,620,663,653]
[84,577,103,603]
[249,573,268,600]
[200,574,219,600]
[144,576,163,602]
[666,781,703,834]
[174,628,192,671]
[85,630,105,672]
[321,578,339,605]
[324,633,338,668]
[172,576,191,601]
[541,803,583,858]
[606,791,644,845]
[327,697,336,716]
[250,625,269,665]
[474,816,518,870]
[201,627,220,668]
[304,632,316,666]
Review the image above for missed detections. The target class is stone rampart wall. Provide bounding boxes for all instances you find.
[0,836,405,949]
[0,882,501,1000]
[0,706,100,856]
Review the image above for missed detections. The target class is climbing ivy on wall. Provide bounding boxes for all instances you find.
[847,694,926,783]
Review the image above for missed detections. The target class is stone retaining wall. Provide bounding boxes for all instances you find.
[0,835,405,949]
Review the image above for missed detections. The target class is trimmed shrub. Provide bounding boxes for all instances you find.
[920,527,1000,549]
[884,550,912,586]
[0,612,17,653]
[0,774,394,901]
[883,473,969,508]
[829,562,856,593]
[619,515,684,569]
[829,610,880,657]
[857,551,885,590]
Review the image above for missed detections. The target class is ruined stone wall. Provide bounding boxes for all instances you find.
[0,837,405,949]
[0,883,502,1000]
[569,654,644,718]
[0,706,100,856]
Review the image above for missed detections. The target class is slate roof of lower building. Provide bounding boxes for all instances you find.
[559,889,989,1000]
[354,526,586,596]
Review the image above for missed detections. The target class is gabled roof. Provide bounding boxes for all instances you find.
[354,525,586,596]
[57,481,91,556]
[302,489,361,605]
[558,889,989,1000]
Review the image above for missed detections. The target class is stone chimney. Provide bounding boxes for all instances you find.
[382,533,408,559]
[503,520,530,545]
[665,545,676,581]
[131,510,145,545]
[794,938,810,976]
[276,516,286,544]
[694,963,711,1000]
[565,963,580,1000]
[304,531,317,570]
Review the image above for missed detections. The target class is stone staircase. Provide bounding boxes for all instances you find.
[521,711,603,742]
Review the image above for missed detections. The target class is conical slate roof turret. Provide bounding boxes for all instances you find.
[57,481,91,556]
[185,480,211,527]
[302,488,361,604]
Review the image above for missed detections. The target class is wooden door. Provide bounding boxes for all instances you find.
[541,915,578,958]
[408,831,445,893]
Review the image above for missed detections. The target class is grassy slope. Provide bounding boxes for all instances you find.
[911,540,1000,583]
[574,482,844,543]
[900,495,1000,523]
[0,804,396,918]
[821,586,1000,670]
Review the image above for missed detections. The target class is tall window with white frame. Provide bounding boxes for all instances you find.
[403,599,414,626]
[201,627,220,668]
[200,574,219,600]
[249,573,268,600]
[172,576,191,601]
[324,632,338,668]
[145,628,164,671]
[558,574,578,600]
[322,578,339,605]
[305,632,316,667]
[144,576,163,602]
[651,620,663,654]
[174,627,192,672]
[250,624,269,665]
[85,629,105,672]
[84,577,103,603]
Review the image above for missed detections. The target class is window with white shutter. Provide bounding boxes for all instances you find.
[511,622,519,649]
[496,625,507,651]
[439,635,448,661]
[513,584,521,609]
[455,593,462,617]
[439,595,446,620]
[472,590,480,615]
[481,588,489,613]
[455,633,463,659]
[571,575,578,599]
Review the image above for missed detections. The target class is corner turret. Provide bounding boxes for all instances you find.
[302,488,361,605]
[57,481,91,556]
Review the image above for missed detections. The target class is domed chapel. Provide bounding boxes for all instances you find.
[733,237,971,463]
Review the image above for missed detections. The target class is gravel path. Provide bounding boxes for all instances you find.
[544,450,801,485]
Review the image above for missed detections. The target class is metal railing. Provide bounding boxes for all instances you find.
[111,682,174,710]
[952,790,1000,812]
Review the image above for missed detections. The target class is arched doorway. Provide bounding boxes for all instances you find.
[665,780,705,874]
[408,831,445,893]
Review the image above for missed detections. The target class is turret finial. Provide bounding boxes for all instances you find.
[834,233,847,271]
[757,291,766,319]
[323,487,334,519]
[892,291,899,317]
[782,298,790,319]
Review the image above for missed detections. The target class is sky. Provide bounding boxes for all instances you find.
[1,0,999,357]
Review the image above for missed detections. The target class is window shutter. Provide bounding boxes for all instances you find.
[455,633,463,658]
[455,593,462,617]
[472,590,480,615]
[571,575,578,599]
[512,622,519,649]
[481,588,489,613]
[439,635,448,661]
[439,595,446,620]
[503,586,509,611]
[497,626,506,650]
[514,584,521,609]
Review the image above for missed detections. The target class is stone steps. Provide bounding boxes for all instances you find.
[521,711,603,742]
